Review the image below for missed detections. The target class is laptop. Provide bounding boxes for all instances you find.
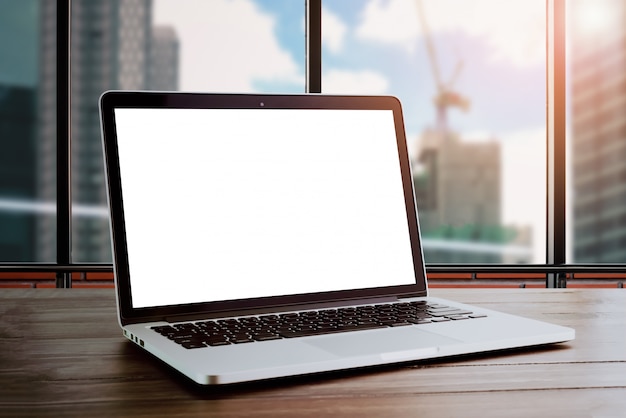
[99,91,574,385]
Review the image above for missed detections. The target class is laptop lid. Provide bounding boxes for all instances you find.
[99,92,427,325]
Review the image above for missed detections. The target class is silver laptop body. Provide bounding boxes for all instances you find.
[99,91,574,385]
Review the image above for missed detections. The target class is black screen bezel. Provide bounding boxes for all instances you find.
[99,91,427,325]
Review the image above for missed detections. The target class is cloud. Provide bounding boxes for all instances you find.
[355,0,420,53]
[153,0,302,91]
[322,7,348,54]
[322,69,390,94]
[356,0,545,68]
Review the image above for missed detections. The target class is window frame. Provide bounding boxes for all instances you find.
[4,0,626,287]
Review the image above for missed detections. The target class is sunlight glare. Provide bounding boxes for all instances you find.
[572,0,617,36]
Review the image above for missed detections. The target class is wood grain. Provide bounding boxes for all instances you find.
[1,288,625,417]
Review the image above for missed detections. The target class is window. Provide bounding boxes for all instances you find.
[567,0,626,263]
[322,0,546,264]
[2,0,624,288]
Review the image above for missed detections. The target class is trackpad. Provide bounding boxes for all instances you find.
[306,327,460,360]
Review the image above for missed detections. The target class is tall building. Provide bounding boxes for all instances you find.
[570,0,626,262]
[413,129,503,263]
[0,1,39,261]
[36,0,57,262]
[0,85,37,261]
[37,0,154,262]
[149,26,179,91]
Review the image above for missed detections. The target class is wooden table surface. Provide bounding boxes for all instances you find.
[1,288,625,417]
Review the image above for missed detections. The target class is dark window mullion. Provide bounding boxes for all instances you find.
[546,0,567,287]
[305,0,321,93]
[56,0,72,288]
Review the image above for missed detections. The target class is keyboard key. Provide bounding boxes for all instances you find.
[252,333,281,341]
[231,338,254,344]
[206,340,231,347]
[431,317,452,322]
[181,342,206,349]
[408,318,432,324]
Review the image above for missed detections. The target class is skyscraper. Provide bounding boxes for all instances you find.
[0,1,39,261]
[0,85,37,261]
[149,26,179,91]
[571,0,626,262]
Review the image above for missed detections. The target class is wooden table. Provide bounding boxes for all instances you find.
[1,288,625,417]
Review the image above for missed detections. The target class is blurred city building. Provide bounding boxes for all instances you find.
[570,0,626,262]
[412,0,531,264]
[149,26,180,91]
[0,85,37,260]
[413,128,513,263]
[0,1,40,261]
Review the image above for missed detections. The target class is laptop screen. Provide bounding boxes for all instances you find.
[102,93,426,316]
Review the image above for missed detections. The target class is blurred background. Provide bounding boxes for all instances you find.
[0,0,624,269]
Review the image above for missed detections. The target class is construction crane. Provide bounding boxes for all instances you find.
[415,0,470,131]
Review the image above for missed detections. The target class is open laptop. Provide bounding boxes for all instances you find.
[99,91,574,385]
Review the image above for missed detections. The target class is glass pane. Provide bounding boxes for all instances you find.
[567,0,626,263]
[322,0,546,263]
[70,0,305,262]
[0,0,55,262]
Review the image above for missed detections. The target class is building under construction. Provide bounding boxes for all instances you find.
[413,0,529,264]
[413,128,507,263]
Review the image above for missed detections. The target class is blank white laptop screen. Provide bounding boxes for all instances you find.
[113,108,416,309]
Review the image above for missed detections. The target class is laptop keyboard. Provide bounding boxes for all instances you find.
[151,301,487,349]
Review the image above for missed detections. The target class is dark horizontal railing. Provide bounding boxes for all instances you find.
[1,263,625,275]
[426,264,626,274]
[0,263,113,273]
[1,263,625,290]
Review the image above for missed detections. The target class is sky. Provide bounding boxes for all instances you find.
[154,0,547,261]
[153,0,545,131]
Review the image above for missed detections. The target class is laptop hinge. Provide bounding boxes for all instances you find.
[398,292,427,300]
